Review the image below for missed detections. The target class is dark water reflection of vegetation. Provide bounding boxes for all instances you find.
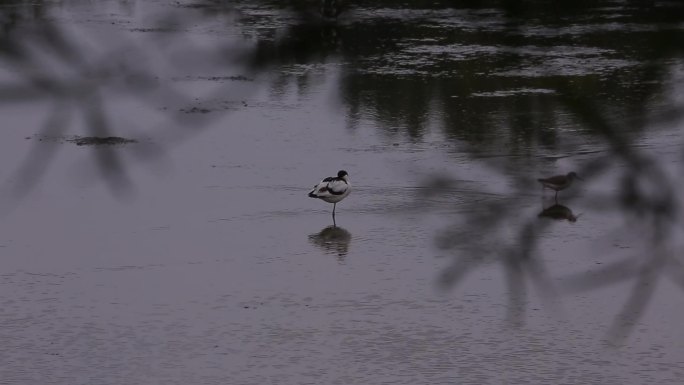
[2,0,684,341]
[2,1,682,146]
[238,0,684,146]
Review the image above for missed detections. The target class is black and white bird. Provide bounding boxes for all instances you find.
[308,170,351,222]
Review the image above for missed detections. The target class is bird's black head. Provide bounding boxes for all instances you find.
[337,170,348,178]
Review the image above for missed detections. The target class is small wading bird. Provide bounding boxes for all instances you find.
[308,170,351,223]
[538,171,582,200]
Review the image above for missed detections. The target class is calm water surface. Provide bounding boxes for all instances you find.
[1,1,684,384]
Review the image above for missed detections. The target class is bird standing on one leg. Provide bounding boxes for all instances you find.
[308,170,351,224]
[538,171,582,201]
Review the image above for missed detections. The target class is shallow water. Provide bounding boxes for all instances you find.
[1,1,684,384]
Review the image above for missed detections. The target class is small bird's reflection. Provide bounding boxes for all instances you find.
[538,203,579,222]
[308,225,352,261]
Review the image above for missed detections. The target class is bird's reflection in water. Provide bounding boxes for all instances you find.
[308,225,352,261]
[538,203,579,222]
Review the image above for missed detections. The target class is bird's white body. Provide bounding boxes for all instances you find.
[309,171,351,203]
[308,170,351,221]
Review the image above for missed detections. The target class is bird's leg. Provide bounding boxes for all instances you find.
[332,203,336,219]
[554,190,558,202]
